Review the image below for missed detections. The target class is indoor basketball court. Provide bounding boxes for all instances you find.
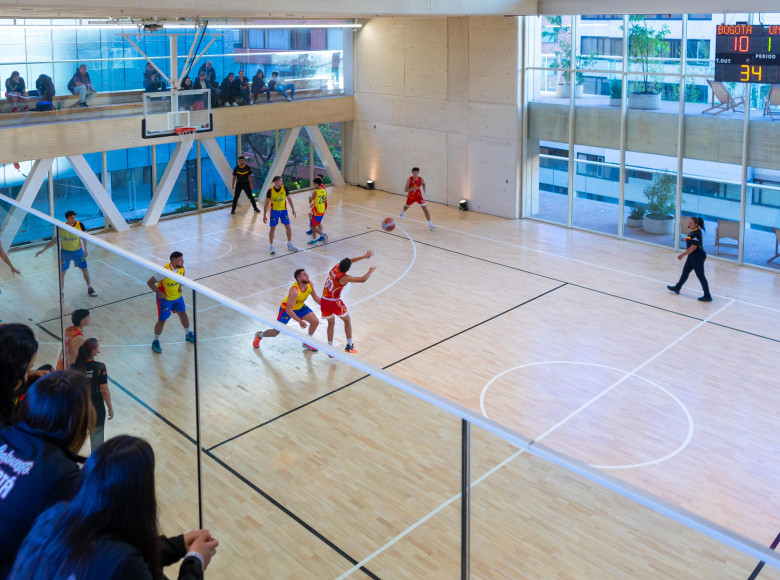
[3,184,779,578]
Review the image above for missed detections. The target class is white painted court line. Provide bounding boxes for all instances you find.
[336,299,734,578]
[339,202,780,315]
[479,361,694,470]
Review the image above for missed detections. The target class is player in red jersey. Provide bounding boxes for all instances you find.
[400,167,435,230]
[321,250,375,354]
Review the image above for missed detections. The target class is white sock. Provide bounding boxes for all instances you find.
[154,335,160,341]
[347,338,353,347]
[328,341,333,346]
[184,327,191,335]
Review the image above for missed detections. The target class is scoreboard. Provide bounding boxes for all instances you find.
[715,24,780,83]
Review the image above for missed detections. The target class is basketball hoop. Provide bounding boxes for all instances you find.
[175,126,198,147]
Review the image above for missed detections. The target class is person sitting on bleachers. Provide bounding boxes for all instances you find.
[67,64,97,107]
[35,74,55,103]
[193,71,219,107]
[142,62,167,93]
[220,73,237,107]
[233,70,250,105]
[5,71,29,112]
[0,370,92,578]
[11,435,219,580]
[251,69,269,104]
[268,72,296,102]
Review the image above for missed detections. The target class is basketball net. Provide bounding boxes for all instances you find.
[175,126,197,148]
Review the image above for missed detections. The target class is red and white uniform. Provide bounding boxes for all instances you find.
[321,264,349,319]
[405,176,425,206]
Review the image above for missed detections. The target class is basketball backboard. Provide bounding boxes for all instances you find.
[141,89,212,138]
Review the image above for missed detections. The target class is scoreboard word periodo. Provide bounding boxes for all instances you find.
[715,24,780,83]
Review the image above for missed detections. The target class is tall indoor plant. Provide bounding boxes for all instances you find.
[627,15,670,110]
[642,171,676,234]
[547,16,595,98]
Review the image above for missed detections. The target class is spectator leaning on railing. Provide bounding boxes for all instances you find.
[67,64,97,107]
[4,71,29,112]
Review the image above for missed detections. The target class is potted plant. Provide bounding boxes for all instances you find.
[609,79,622,106]
[627,15,670,110]
[642,172,676,234]
[626,205,645,227]
[547,16,595,98]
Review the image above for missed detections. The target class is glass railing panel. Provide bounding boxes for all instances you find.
[198,304,463,578]
[470,424,780,579]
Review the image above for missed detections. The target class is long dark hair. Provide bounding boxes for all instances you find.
[72,338,99,372]
[22,370,94,454]
[693,216,706,231]
[10,436,160,580]
[0,323,39,426]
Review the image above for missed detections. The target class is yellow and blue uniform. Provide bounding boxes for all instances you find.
[267,185,290,227]
[310,186,327,227]
[60,221,88,271]
[155,263,186,321]
[277,282,313,323]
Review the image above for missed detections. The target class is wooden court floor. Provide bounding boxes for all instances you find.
[3,185,780,578]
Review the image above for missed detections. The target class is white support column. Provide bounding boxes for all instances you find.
[259,127,302,197]
[1,158,54,249]
[200,137,236,203]
[141,140,195,226]
[305,125,346,186]
[66,155,129,232]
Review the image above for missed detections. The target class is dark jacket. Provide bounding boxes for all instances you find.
[4,77,25,95]
[251,73,267,94]
[197,64,217,86]
[0,423,82,578]
[35,74,55,101]
[67,70,92,93]
[13,505,202,580]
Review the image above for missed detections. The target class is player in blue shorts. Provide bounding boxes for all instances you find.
[145,251,194,354]
[263,175,300,255]
[253,268,321,351]
[35,210,97,297]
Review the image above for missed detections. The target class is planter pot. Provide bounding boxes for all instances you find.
[626,217,644,228]
[555,83,584,98]
[628,92,662,110]
[642,215,674,235]
[609,97,622,106]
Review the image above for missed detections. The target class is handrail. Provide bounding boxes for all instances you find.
[4,190,780,571]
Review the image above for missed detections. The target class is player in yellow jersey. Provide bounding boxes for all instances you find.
[145,251,194,354]
[35,210,97,297]
[253,268,322,351]
[262,175,300,255]
[306,176,328,245]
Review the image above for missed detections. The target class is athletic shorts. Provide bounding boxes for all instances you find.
[277,305,313,324]
[269,209,290,227]
[60,248,87,271]
[157,295,186,321]
[310,213,324,228]
[321,298,348,319]
[405,191,425,206]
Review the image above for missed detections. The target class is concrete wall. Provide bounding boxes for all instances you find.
[347,16,521,218]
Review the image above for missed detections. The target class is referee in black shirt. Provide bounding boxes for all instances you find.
[231,156,261,214]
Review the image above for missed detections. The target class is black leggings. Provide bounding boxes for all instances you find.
[676,252,710,297]
[232,183,258,212]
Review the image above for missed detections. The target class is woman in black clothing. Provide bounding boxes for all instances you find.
[251,69,268,103]
[11,435,219,580]
[219,73,236,106]
[667,216,713,302]
[71,339,113,452]
[0,324,40,429]
[0,370,92,578]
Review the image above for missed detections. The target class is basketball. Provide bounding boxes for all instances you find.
[382,217,396,231]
